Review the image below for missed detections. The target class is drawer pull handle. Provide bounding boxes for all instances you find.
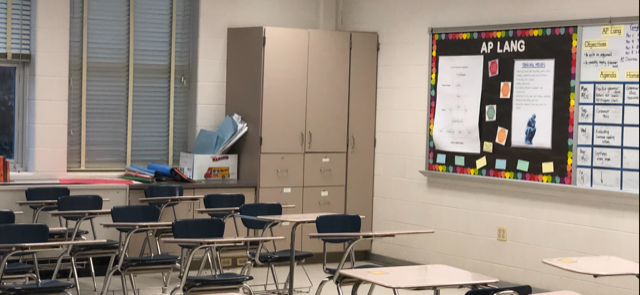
[320,168,332,173]
[276,169,289,175]
[319,202,331,205]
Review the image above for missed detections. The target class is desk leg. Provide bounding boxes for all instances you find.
[433,290,440,295]
[288,223,300,295]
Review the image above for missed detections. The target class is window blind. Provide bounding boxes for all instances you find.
[67,0,83,168]
[67,0,192,170]
[173,0,191,165]
[85,0,130,169]
[131,0,172,166]
[0,0,31,60]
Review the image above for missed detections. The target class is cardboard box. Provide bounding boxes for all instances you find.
[179,152,238,180]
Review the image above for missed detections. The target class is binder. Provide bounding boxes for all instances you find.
[0,157,4,182]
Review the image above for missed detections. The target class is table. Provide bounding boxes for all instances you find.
[242,213,341,295]
[164,236,285,295]
[543,256,640,278]
[339,265,499,295]
[196,204,296,215]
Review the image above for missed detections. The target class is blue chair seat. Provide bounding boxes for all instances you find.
[185,273,253,289]
[3,263,35,275]
[250,250,314,263]
[70,240,120,255]
[123,254,180,268]
[325,264,379,275]
[0,280,74,294]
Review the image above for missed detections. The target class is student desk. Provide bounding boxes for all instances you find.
[196,204,296,215]
[543,256,639,278]
[339,265,499,295]
[164,236,285,295]
[16,199,111,224]
[537,292,582,295]
[238,213,343,295]
[101,222,173,254]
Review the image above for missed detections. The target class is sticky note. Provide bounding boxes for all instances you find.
[455,156,465,166]
[476,157,487,169]
[495,159,507,170]
[560,259,577,264]
[483,142,494,153]
[500,82,512,99]
[370,271,388,275]
[436,154,447,164]
[517,160,530,172]
[486,105,497,121]
[496,127,509,146]
[542,162,555,174]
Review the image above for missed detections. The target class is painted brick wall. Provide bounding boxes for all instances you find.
[338,1,640,294]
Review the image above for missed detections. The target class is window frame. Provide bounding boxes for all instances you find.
[0,61,28,172]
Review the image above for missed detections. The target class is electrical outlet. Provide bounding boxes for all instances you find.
[221,259,233,267]
[497,227,508,242]
[237,258,248,266]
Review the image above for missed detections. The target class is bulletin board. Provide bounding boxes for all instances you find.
[427,26,578,185]
[576,24,639,192]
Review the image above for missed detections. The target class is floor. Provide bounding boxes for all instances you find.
[67,263,471,295]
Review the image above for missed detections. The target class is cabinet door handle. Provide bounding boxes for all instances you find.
[308,131,312,149]
[320,168,332,173]
[276,169,289,175]
[301,132,305,147]
[319,201,331,205]
[351,135,356,153]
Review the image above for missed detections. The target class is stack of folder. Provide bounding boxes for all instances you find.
[124,165,155,183]
[192,114,248,155]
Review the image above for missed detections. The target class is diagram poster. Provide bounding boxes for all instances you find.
[428,26,576,186]
[433,56,484,154]
[511,59,556,149]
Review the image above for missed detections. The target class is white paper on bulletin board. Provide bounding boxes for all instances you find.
[577,23,639,193]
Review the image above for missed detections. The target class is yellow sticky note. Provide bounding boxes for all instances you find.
[627,70,639,81]
[561,259,577,264]
[483,142,494,153]
[599,69,619,81]
[370,271,388,275]
[542,162,555,174]
[476,156,487,169]
[584,39,609,50]
[601,25,624,37]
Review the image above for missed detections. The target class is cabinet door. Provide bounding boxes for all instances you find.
[302,187,346,253]
[305,30,351,152]
[262,28,309,153]
[346,33,378,250]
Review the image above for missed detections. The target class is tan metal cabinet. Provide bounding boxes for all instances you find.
[305,30,350,153]
[346,33,378,250]
[302,186,346,253]
[260,154,304,188]
[304,153,347,187]
[259,188,303,250]
[262,28,309,154]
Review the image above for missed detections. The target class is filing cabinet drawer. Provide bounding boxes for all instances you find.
[260,154,304,188]
[304,153,347,186]
[302,186,346,252]
[258,188,303,250]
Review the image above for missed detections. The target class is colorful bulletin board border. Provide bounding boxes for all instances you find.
[428,27,578,185]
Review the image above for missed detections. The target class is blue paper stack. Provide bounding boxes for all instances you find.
[192,115,248,155]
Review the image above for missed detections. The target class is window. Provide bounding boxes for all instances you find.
[0,0,31,170]
[68,0,192,170]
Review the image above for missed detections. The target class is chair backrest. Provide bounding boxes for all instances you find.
[316,214,362,244]
[0,210,15,225]
[144,185,184,198]
[239,203,282,230]
[111,205,161,223]
[58,195,103,212]
[25,187,70,201]
[0,224,49,245]
[203,194,245,218]
[172,219,226,240]
[465,286,533,295]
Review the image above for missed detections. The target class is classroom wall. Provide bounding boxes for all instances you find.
[338,1,640,294]
[193,0,336,144]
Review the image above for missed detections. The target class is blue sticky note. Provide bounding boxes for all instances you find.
[495,159,507,170]
[455,156,465,166]
[436,154,447,164]
[517,160,530,172]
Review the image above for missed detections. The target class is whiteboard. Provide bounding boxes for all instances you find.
[577,24,639,193]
